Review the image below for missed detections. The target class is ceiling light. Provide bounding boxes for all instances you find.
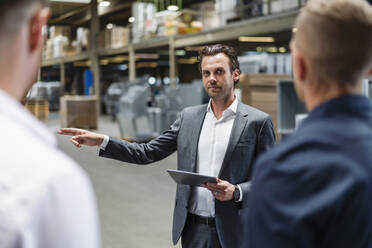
[175,50,186,56]
[167,5,179,11]
[99,1,110,7]
[238,36,275,43]
[128,17,135,23]
[292,28,297,33]
[106,23,113,29]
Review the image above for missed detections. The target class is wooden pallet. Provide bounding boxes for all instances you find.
[25,99,49,121]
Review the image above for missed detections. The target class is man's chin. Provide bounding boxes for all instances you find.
[207,92,219,98]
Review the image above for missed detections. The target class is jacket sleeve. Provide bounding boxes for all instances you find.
[256,116,276,156]
[99,111,183,165]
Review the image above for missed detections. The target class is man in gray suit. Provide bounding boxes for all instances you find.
[59,44,276,248]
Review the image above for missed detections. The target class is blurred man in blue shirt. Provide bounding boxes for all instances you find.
[248,0,372,247]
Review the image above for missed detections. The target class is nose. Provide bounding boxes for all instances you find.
[209,73,217,84]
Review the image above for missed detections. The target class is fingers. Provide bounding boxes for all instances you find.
[70,137,82,148]
[205,182,228,192]
[205,179,234,201]
[58,128,88,136]
[211,190,229,201]
[70,135,87,148]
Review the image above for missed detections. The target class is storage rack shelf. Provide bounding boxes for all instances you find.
[42,9,299,66]
[41,53,90,67]
[40,0,301,116]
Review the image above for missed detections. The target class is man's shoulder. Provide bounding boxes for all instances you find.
[255,119,372,179]
[182,104,208,113]
[239,102,270,120]
[0,118,92,235]
[181,104,208,118]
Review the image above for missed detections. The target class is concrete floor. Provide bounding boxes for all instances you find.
[44,113,181,248]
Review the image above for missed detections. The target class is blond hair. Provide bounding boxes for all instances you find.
[293,0,372,85]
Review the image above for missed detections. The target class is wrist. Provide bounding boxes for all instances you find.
[233,185,240,202]
[98,134,105,146]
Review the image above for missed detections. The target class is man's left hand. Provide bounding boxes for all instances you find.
[204,179,235,201]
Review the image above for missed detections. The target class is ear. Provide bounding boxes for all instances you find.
[29,7,51,52]
[232,69,240,83]
[292,49,307,82]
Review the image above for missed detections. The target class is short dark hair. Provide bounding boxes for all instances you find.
[198,44,241,85]
[0,0,48,37]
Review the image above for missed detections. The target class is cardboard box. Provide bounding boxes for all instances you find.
[97,26,129,49]
[60,95,97,129]
[111,26,129,48]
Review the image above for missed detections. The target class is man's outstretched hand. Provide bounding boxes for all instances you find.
[58,128,105,148]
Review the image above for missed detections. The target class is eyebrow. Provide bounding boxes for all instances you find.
[203,67,225,71]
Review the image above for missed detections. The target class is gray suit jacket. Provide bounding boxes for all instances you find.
[99,101,276,247]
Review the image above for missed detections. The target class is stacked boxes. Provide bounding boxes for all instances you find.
[75,27,90,53]
[97,26,129,49]
[43,26,89,59]
[48,26,71,58]
[239,74,291,139]
[60,96,97,129]
[191,1,219,30]
[132,2,156,43]
[111,26,129,49]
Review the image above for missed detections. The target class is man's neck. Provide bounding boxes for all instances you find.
[210,95,235,120]
[305,81,361,111]
[0,44,24,101]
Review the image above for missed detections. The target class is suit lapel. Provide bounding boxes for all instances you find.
[218,102,249,178]
[189,106,207,172]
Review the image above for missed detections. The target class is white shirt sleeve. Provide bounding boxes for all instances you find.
[99,135,110,150]
[236,184,244,202]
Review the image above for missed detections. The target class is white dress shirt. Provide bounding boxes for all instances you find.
[189,97,242,217]
[0,90,100,248]
[100,97,243,218]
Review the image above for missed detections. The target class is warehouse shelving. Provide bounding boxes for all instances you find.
[41,53,90,67]
[42,9,299,71]
[41,0,302,115]
[173,9,298,48]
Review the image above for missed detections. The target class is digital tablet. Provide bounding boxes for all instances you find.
[167,169,217,187]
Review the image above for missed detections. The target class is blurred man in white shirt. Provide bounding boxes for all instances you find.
[0,1,100,247]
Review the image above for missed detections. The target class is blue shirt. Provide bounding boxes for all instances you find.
[249,95,372,248]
